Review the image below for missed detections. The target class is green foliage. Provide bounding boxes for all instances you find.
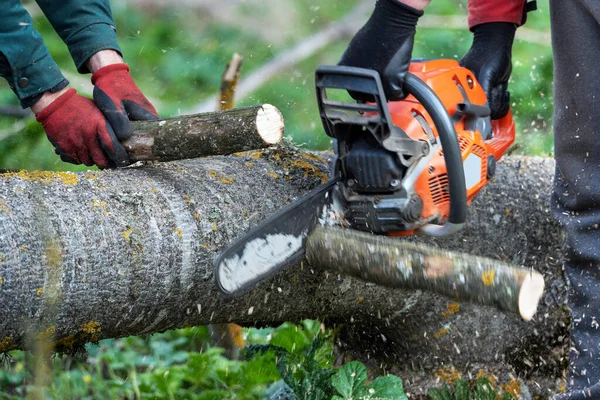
[245,332,407,400]
[428,377,516,400]
[0,326,276,399]
[0,0,553,170]
[331,362,407,400]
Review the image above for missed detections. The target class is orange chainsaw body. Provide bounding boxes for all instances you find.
[385,60,515,234]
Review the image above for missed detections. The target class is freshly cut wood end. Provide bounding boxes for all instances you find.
[256,104,284,144]
[518,271,545,321]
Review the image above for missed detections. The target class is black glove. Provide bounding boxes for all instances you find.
[459,22,516,120]
[338,0,423,101]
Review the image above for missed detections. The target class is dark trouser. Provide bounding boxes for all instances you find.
[550,0,600,398]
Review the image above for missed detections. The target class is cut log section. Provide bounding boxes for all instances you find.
[305,225,545,321]
[123,104,284,163]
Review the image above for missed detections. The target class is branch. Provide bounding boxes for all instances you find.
[306,226,545,321]
[219,53,244,111]
[124,104,284,162]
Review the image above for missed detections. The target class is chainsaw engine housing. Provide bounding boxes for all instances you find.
[316,59,515,235]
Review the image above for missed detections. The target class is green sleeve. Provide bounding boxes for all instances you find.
[0,2,66,102]
[35,0,122,74]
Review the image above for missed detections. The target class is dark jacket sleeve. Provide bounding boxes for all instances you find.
[0,2,66,103]
[35,0,122,74]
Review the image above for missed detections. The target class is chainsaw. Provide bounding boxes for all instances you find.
[215,59,515,295]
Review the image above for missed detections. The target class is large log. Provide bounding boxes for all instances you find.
[0,150,567,394]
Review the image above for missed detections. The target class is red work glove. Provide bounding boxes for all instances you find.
[91,63,159,142]
[36,88,129,169]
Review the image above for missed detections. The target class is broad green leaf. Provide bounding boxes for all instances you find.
[331,361,368,399]
[368,375,408,399]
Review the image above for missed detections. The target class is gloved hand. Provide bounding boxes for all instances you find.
[338,0,423,101]
[36,88,129,169]
[91,63,159,141]
[459,22,517,120]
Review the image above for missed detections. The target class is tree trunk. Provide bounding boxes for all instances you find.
[124,104,283,163]
[0,150,567,393]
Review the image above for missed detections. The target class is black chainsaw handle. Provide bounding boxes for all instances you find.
[404,73,467,229]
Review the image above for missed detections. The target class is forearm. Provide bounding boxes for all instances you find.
[467,0,526,29]
[399,0,430,11]
[34,0,122,73]
[0,1,67,106]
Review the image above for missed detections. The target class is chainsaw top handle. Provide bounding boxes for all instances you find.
[315,65,467,232]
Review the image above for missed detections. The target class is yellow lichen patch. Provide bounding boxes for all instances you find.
[269,172,279,179]
[193,212,201,220]
[501,379,522,396]
[35,326,56,341]
[433,327,450,339]
[81,321,101,336]
[92,199,109,216]
[250,151,264,160]
[174,228,183,239]
[290,160,328,184]
[272,152,281,161]
[36,287,44,296]
[2,170,79,185]
[435,366,461,385]
[83,171,98,181]
[0,336,16,352]
[208,170,234,184]
[123,228,133,243]
[246,162,255,167]
[301,153,327,164]
[0,201,10,215]
[0,277,3,285]
[92,199,107,208]
[356,296,364,304]
[442,302,460,317]
[152,188,158,193]
[482,270,495,286]
[212,224,217,232]
[55,333,77,349]
[183,194,191,204]
[505,208,511,216]
[234,152,245,157]
[20,246,26,252]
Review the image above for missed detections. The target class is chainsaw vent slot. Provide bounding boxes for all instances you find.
[471,144,488,181]
[458,134,470,153]
[428,173,450,205]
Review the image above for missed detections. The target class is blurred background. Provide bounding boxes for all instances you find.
[0,0,552,172]
[0,0,553,398]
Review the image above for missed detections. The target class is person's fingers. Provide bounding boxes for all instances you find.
[122,100,159,121]
[97,120,130,168]
[93,86,132,141]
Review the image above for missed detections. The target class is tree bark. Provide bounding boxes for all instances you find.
[123,105,283,163]
[0,150,567,393]
[306,226,545,321]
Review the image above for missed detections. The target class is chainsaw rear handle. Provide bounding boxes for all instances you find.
[403,73,467,230]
